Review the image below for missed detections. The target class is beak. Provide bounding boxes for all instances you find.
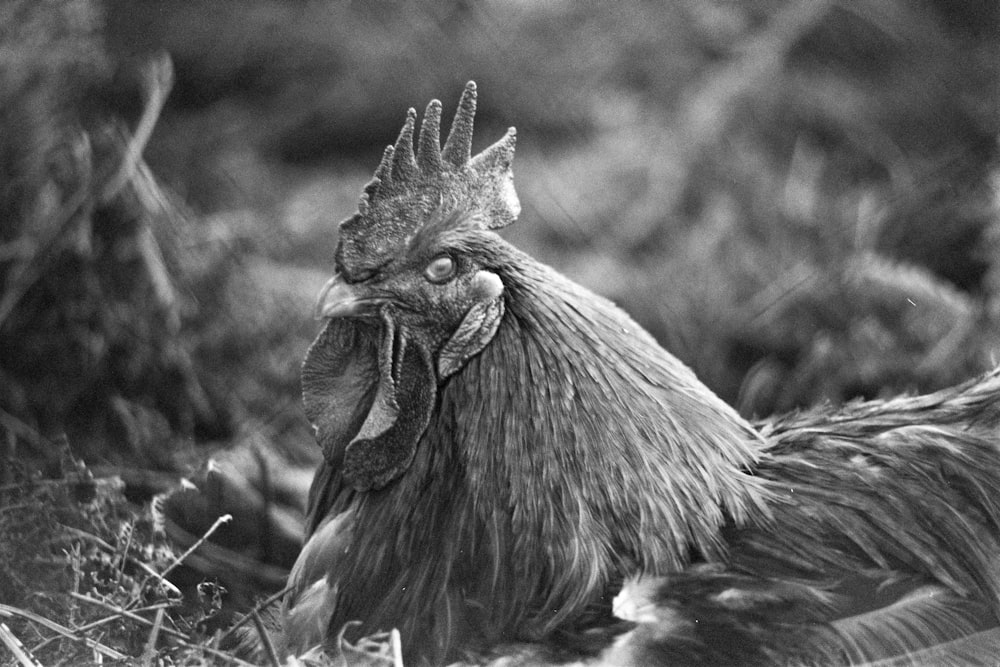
[314,274,367,320]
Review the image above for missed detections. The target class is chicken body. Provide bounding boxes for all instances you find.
[290,243,769,662]
[284,83,1000,665]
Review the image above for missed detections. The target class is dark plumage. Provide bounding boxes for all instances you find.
[284,83,1000,665]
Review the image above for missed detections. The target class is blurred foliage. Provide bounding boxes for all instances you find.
[0,0,323,478]
[0,0,200,469]
[102,0,1000,415]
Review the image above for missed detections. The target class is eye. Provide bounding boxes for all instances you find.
[349,267,378,283]
[424,254,456,284]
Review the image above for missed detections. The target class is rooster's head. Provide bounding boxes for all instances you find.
[304,82,520,492]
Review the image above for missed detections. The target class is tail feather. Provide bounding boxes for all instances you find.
[603,574,1000,666]
[743,368,1000,610]
[830,584,997,664]
[859,628,1000,667]
[715,367,1000,664]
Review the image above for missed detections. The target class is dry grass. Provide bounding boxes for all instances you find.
[0,456,406,666]
[0,456,232,665]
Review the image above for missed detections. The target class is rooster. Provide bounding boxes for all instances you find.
[283,82,1000,665]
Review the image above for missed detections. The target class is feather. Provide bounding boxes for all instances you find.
[829,585,995,664]
[860,628,1000,667]
[736,373,1000,606]
[291,236,773,663]
[281,510,353,654]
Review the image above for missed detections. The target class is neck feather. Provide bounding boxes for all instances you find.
[455,248,770,573]
[318,243,771,659]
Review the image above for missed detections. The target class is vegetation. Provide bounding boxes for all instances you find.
[0,0,997,663]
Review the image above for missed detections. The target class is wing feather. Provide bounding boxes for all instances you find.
[830,584,996,664]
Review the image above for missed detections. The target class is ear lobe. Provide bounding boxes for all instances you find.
[437,285,505,379]
[301,308,436,493]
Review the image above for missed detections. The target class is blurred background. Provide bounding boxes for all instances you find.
[2,0,999,624]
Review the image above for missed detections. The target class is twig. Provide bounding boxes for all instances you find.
[0,134,93,331]
[742,261,821,326]
[70,593,188,640]
[100,53,174,203]
[117,520,136,582]
[0,478,68,494]
[0,622,44,667]
[29,603,171,655]
[139,607,165,667]
[88,465,180,496]
[0,409,55,458]
[187,641,262,667]
[184,639,261,666]
[218,585,291,644]
[56,525,182,599]
[66,593,258,666]
[0,603,129,661]
[137,207,181,327]
[251,610,281,667]
[159,513,232,581]
[917,310,976,376]
[68,593,188,643]
[68,542,82,628]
